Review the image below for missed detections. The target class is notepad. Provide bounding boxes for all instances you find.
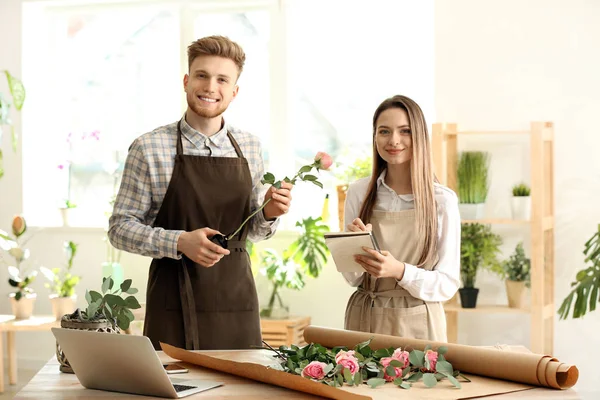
[324,231,382,273]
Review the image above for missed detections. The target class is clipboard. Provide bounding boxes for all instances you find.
[323,231,381,273]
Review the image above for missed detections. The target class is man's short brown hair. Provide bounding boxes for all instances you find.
[187,35,246,76]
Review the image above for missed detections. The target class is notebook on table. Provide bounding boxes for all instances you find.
[324,231,382,273]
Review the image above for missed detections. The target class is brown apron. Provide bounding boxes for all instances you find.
[143,121,261,350]
[344,209,447,342]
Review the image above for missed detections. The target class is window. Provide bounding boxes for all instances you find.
[22,0,434,230]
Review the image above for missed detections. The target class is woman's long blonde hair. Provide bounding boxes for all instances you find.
[358,95,438,267]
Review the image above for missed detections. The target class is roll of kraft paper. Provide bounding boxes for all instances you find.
[303,326,578,390]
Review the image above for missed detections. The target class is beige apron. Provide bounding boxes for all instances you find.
[344,209,447,342]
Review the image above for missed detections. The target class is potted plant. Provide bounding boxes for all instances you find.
[58,199,77,227]
[334,154,372,231]
[57,276,141,372]
[459,223,502,308]
[0,70,25,179]
[40,241,81,320]
[511,183,531,220]
[558,223,600,319]
[0,215,39,319]
[457,151,490,220]
[259,217,330,319]
[500,242,531,309]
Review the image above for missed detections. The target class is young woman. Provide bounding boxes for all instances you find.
[342,95,460,342]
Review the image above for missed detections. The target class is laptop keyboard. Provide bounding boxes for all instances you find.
[173,384,197,392]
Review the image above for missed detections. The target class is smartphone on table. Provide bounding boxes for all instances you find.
[163,363,189,374]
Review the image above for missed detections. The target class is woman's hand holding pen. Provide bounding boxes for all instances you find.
[354,248,406,281]
[349,218,405,280]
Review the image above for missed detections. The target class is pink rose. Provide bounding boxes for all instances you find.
[380,357,403,382]
[314,151,333,170]
[425,349,438,372]
[336,354,359,374]
[391,348,410,369]
[334,350,355,363]
[301,361,328,380]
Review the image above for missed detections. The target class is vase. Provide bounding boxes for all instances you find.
[59,208,71,227]
[458,287,479,308]
[458,203,484,220]
[511,196,531,220]
[57,310,120,373]
[260,304,290,320]
[505,280,527,309]
[9,292,36,319]
[49,295,77,321]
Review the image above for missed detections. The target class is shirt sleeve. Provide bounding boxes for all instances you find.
[108,138,184,260]
[396,191,461,302]
[247,139,279,242]
[340,182,366,287]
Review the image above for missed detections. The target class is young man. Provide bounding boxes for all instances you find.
[108,36,293,350]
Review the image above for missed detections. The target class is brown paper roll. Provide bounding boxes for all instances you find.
[303,326,578,390]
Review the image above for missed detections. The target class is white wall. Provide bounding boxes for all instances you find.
[1,0,599,397]
[435,0,600,397]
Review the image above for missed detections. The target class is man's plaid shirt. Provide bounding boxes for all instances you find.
[108,116,277,260]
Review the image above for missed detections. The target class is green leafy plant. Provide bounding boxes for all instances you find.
[0,70,25,179]
[77,276,141,331]
[457,151,490,204]
[266,337,468,390]
[501,242,531,287]
[259,217,330,318]
[460,223,503,288]
[60,199,77,209]
[40,241,81,297]
[334,155,372,184]
[0,215,38,300]
[512,183,530,197]
[558,224,600,319]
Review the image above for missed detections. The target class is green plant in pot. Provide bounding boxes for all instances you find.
[457,151,490,220]
[500,242,531,309]
[40,241,81,320]
[460,223,502,308]
[1,215,39,319]
[558,224,600,319]
[57,276,141,373]
[259,217,330,319]
[511,182,531,220]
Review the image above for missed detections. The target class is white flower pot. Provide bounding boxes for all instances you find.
[9,292,37,319]
[50,295,77,321]
[511,196,531,220]
[458,203,485,220]
[60,208,71,226]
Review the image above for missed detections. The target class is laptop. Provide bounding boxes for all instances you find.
[51,328,223,398]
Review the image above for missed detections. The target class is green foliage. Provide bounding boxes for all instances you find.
[0,70,25,179]
[512,183,530,197]
[457,151,490,204]
[460,223,503,288]
[1,216,37,300]
[267,337,465,390]
[501,242,531,286]
[82,276,141,331]
[40,241,81,297]
[334,155,372,184]
[259,217,330,317]
[558,224,600,319]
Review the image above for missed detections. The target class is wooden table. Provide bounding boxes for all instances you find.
[13,350,582,399]
[0,315,59,393]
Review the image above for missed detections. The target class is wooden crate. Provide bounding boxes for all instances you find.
[260,316,311,348]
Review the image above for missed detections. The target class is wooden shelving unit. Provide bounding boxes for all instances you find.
[432,122,555,355]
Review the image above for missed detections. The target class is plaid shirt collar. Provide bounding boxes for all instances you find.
[180,114,229,150]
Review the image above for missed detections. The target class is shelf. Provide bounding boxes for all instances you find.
[443,304,530,314]
[444,130,531,136]
[461,219,530,224]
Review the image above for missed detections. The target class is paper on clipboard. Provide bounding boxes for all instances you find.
[324,231,381,273]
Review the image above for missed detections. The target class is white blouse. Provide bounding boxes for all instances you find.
[342,171,461,302]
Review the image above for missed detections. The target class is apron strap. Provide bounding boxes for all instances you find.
[176,120,184,156]
[227,131,244,158]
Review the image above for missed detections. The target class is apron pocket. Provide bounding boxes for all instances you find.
[371,304,429,339]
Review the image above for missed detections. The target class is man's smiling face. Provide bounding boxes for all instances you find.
[184,55,239,119]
